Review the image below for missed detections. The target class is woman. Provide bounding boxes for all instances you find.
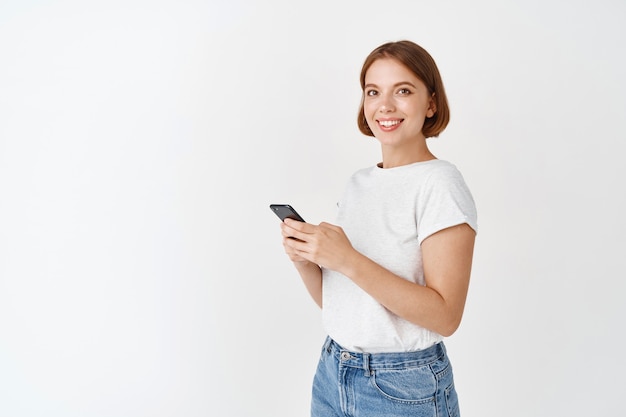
[280,40,477,417]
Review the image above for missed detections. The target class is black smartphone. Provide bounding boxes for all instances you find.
[269,204,306,222]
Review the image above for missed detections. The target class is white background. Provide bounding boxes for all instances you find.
[1,0,625,416]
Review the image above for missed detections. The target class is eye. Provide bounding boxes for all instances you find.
[366,89,378,97]
[397,88,411,95]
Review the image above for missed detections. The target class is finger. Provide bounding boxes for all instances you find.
[283,235,311,256]
[280,223,295,239]
[280,224,293,238]
[282,222,311,242]
[284,218,316,233]
[282,235,300,250]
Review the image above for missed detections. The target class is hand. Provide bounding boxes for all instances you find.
[281,219,355,272]
[279,219,309,264]
[281,236,309,264]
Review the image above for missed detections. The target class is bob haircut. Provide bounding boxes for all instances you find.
[357,40,450,139]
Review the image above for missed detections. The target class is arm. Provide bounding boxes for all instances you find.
[342,223,475,336]
[283,219,475,336]
[291,261,323,308]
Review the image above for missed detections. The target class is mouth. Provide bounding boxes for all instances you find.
[377,119,403,130]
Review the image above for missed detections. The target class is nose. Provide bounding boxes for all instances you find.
[378,94,395,113]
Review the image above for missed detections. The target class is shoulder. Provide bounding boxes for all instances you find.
[416,160,478,240]
[424,159,464,178]
[418,160,475,204]
[420,160,469,189]
[350,165,377,178]
[344,165,377,187]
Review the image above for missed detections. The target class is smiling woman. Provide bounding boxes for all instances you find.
[277,40,477,417]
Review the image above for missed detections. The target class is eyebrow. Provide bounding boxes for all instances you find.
[364,81,418,90]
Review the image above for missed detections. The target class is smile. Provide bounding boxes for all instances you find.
[377,119,403,129]
[379,120,401,127]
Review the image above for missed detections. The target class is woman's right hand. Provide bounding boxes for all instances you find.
[281,223,310,264]
[280,220,324,308]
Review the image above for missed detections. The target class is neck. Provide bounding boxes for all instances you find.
[380,142,436,169]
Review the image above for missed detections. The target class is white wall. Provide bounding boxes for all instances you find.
[1,0,625,416]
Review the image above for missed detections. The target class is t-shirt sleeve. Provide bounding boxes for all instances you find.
[416,165,478,245]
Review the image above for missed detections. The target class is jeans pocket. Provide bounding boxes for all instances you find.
[370,365,437,404]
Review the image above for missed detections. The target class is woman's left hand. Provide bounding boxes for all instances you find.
[281,219,355,272]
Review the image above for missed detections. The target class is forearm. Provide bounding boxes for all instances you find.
[340,251,464,336]
[281,204,474,336]
[293,261,323,308]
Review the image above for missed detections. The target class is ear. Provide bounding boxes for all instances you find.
[426,93,437,118]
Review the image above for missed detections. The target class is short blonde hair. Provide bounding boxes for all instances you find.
[357,40,450,138]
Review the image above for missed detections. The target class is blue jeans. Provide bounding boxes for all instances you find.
[311,337,460,417]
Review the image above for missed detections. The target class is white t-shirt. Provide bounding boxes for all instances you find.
[322,159,478,353]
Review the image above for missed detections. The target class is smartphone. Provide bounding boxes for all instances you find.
[269,204,305,222]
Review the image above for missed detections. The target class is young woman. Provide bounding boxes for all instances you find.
[280,40,477,417]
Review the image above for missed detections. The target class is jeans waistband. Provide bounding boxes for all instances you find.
[323,336,446,375]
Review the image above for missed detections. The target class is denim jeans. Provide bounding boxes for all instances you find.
[311,337,460,417]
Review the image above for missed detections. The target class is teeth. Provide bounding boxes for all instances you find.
[379,120,401,127]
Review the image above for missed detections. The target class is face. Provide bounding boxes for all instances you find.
[363,58,436,147]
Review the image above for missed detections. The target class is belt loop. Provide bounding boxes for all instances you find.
[323,336,333,353]
[363,353,371,377]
